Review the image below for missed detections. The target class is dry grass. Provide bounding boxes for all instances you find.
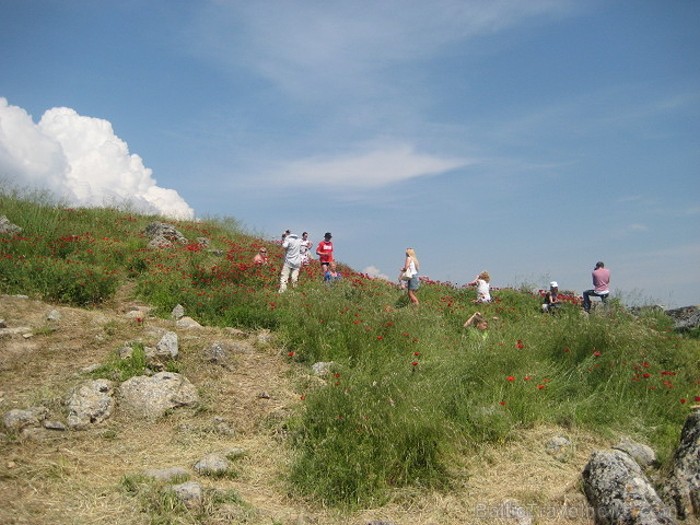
[1,292,616,525]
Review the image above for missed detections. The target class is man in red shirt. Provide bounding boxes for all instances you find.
[316,232,334,272]
[583,261,611,313]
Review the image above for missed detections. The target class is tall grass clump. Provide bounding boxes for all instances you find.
[1,190,698,507]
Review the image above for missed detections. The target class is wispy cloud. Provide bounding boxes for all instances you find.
[259,143,470,189]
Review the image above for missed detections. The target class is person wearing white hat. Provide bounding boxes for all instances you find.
[542,281,561,313]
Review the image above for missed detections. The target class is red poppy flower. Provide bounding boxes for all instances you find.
[680,398,687,404]
[642,373,651,379]
[507,375,516,382]
[537,384,546,390]
[499,401,506,406]
[287,351,295,357]
[414,351,421,356]
[695,396,700,402]
[515,340,525,349]
[593,350,601,357]
[411,361,419,367]
[376,335,383,341]
[523,375,531,381]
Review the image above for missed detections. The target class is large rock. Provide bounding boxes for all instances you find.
[0,215,22,235]
[144,222,188,249]
[665,306,700,332]
[664,409,700,520]
[3,406,48,432]
[582,449,676,524]
[66,379,115,430]
[118,372,199,420]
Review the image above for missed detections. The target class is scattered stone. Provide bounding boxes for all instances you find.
[143,466,189,482]
[0,326,33,338]
[613,437,657,468]
[118,345,134,360]
[204,342,229,367]
[312,361,335,376]
[545,435,573,461]
[3,406,49,432]
[66,379,115,430]
[256,330,272,345]
[212,416,235,436]
[144,222,188,249]
[81,364,102,374]
[118,372,199,420]
[497,499,534,525]
[171,304,185,320]
[0,215,22,234]
[155,331,178,359]
[176,316,202,329]
[258,392,271,399]
[46,309,61,322]
[194,453,230,476]
[43,420,67,431]
[664,306,700,333]
[170,481,202,509]
[224,447,247,460]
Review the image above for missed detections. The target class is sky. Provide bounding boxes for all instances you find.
[1,0,699,307]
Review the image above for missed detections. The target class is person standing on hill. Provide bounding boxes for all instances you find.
[300,232,312,266]
[278,231,303,293]
[316,232,334,272]
[467,271,491,303]
[582,261,610,313]
[252,247,269,266]
[402,248,420,305]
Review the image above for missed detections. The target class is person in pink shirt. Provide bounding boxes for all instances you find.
[583,261,610,313]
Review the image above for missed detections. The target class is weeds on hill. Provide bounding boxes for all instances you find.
[1,189,698,508]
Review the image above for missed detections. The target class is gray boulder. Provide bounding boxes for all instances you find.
[118,372,199,420]
[144,222,188,249]
[66,379,115,430]
[3,406,49,432]
[664,409,700,520]
[582,449,676,524]
[0,215,22,235]
[665,306,700,332]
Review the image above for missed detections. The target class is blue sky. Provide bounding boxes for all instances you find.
[1,0,699,307]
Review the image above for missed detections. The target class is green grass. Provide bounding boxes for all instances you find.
[2,188,699,507]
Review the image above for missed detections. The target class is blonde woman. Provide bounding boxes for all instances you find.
[467,271,491,303]
[401,248,420,305]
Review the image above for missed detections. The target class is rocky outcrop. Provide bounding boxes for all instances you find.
[582,450,676,524]
[66,379,115,430]
[663,408,700,520]
[665,306,700,333]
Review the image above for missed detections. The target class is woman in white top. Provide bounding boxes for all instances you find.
[401,248,420,305]
[467,271,491,303]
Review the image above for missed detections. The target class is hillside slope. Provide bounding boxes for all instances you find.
[1,291,617,525]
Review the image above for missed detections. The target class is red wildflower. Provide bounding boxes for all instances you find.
[414,351,421,356]
[515,340,525,349]
[499,401,506,406]
[523,375,531,381]
[507,375,516,382]
[537,384,546,390]
[563,347,570,353]
[593,350,601,357]
[411,361,419,367]
[642,373,651,379]
[695,396,700,402]
[288,351,295,357]
[680,398,687,404]
[377,335,384,341]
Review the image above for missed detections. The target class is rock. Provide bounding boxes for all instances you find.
[0,215,22,234]
[582,449,676,524]
[663,408,700,520]
[204,342,229,367]
[144,222,188,249]
[312,361,335,376]
[46,309,61,322]
[545,435,572,461]
[143,466,189,482]
[175,316,202,329]
[194,453,230,476]
[148,331,178,361]
[118,372,199,420]
[613,437,657,468]
[66,379,115,430]
[171,304,185,320]
[43,420,67,431]
[665,306,700,332]
[170,481,202,509]
[3,406,49,432]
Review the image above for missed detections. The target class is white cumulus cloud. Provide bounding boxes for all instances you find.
[0,98,194,219]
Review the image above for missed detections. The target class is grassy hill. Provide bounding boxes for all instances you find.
[1,189,698,524]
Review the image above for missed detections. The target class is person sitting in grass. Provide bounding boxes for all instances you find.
[464,312,489,330]
[323,261,342,284]
[541,281,562,313]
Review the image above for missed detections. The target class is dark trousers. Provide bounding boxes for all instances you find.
[582,290,608,312]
